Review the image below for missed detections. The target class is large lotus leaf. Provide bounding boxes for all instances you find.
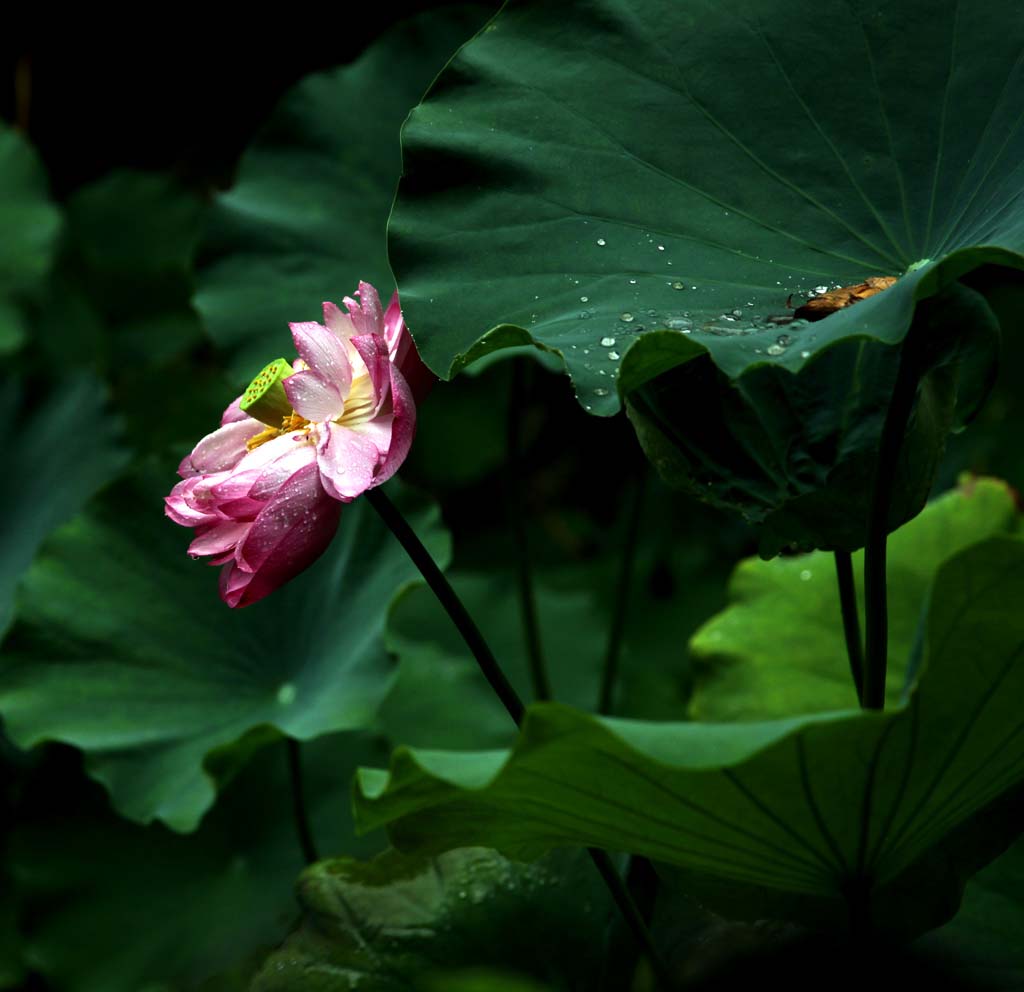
[0,475,449,831]
[0,123,61,355]
[689,476,1020,720]
[194,7,493,384]
[355,538,1024,934]
[390,0,1024,407]
[388,0,1024,552]
[9,734,387,992]
[252,847,614,992]
[0,375,128,636]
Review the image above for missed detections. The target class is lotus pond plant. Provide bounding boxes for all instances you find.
[2,1,1024,990]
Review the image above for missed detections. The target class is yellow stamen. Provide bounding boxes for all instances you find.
[246,425,281,451]
[245,413,311,451]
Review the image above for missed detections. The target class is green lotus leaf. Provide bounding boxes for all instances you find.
[194,7,493,384]
[0,475,448,831]
[9,733,386,992]
[689,476,1020,720]
[391,0,1024,407]
[917,836,1024,989]
[0,375,128,636]
[0,123,61,355]
[355,538,1024,934]
[388,0,1024,552]
[252,847,613,991]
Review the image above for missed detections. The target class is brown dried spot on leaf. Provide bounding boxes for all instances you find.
[792,275,897,321]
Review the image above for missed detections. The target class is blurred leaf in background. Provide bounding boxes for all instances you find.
[0,122,61,356]
[0,475,448,830]
[8,733,387,992]
[194,6,493,384]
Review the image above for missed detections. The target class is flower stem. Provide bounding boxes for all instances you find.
[598,470,647,715]
[365,487,525,725]
[862,345,920,711]
[286,738,319,865]
[834,550,864,707]
[507,360,551,701]
[588,847,677,992]
[366,485,675,990]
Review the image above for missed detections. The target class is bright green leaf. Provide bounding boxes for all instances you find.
[689,476,1020,720]
[194,7,493,383]
[0,475,449,831]
[355,538,1024,935]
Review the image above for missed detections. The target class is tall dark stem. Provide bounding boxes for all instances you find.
[366,485,674,990]
[598,470,647,715]
[862,344,921,710]
[366,487,524,725]
[507,360,551,701]
[834,550,864,707]
[286,738,319,865]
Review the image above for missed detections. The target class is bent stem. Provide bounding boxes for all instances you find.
[366,487,524,725]
[598,470,647,715]
[862,344,921,710]
[834,551,864,707]
[366,485,675,991]
[507,360,551,701]
[286,738,319,864]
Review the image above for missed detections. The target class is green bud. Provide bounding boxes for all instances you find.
[240,358,295,427]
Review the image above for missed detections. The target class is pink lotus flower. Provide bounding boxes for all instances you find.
[165,283,430,607]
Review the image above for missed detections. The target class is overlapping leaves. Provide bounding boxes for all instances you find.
[355,531,1024,934]
[689,477,1020,719]
[387,0,1024,552]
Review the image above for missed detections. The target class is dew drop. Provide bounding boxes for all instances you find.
[594,387,609,397]
[814,285,829,295]
[657,244,666,251]
[620,312,634,322]
[801,350,811,359]
[596,238,607,246]
[580,295,589,302]
[600,336,616,347]
[672,281,685,290]
[800,569,813,582]
[766,343,786,356]
[608,350,620,360]
[276,683,297,705]
[731,309,743,317]
[628,278,637,285]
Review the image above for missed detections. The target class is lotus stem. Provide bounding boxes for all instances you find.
[367,484,676,991]
[286,738,319,864]
[598,469,647,715]
[366,487,525,724]
[863,343,920,710]
[834,551,864,706]
[507,359,551,701]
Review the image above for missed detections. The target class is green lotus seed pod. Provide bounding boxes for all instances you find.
[240,358,295,427]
